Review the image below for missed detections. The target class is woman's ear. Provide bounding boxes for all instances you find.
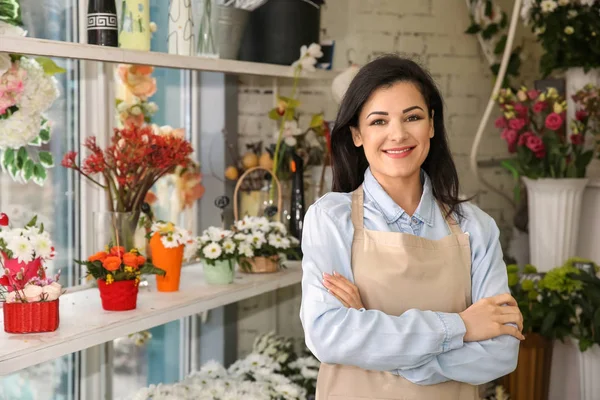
[350,127,363,147]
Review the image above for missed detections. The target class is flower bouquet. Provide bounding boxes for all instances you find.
[149,221,191,292]
[77,246,165,311]
[61,124,195,251]
[0,213,62,333]
[233,216,300,273]
[188,226,247,285]
[495,86,595,199]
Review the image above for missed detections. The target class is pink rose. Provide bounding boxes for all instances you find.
[42,282,62,301]
[533,101,548,113]
[508,118,526,131]
[494,116,507,128]
[514,103,528,118]
[545,112,563,131]
[519,131,534,146]
[526,135,546,158]
[501,129,518,153]
[22,284,43,302]
[570,134,585,145]
[576,110,588,121]
[527,89,541,100]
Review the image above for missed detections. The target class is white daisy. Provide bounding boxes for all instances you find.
[7,236,34,264]
[239,243,254,258]
[203,243,222,260]
[32,235,53,258]
[223,239,236,254]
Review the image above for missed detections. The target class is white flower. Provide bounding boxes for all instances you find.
[234,233,247,241]
[7,236,34,263]
[0,52,11,77]
[305,43,323,59]
[22,284,43,302]
[247,232,266,248]
[568,9,578,17]
[275,120,303,147]
[270,221,287,234]
[0,21,27,37]
[223,239,236,254]
[521,0,535,24]
[540,0,558,13]
[116,101,129,113]
[203,243,222,260]
[130,105,142,115]
[253,217,270,232]
[268,234,284,248]
[146,102,158,113]
[472,0,503,28]
[5,291,18,303]
[291,43,322,72]
[42,281,62,301]
[33,235,53,259]
[579,0,595,6]
[239,242,254,258]
[558,0,570,5]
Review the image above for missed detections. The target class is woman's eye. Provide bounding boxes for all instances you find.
[371,119,386,126]
[406,114,422,122]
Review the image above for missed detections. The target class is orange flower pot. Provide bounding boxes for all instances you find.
[150,233,184,292]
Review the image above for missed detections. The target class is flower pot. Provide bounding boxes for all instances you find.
[1,256,44,290]
[203,259,235,285]
[97,279,138,311]
[578,342,600,400]
[523,177,589,272]
[213,5,249,59]
[577,180,600,264]
[3,299,60,333]
[501,333,553,400]
[240,256,280,274]
[150,233,184,292]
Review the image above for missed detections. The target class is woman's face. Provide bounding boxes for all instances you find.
[351,81,434,183]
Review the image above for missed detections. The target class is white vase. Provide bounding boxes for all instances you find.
[577,179,600,265]
[578,343,600,400]
[523,177,588,272]
[168,0,195,55]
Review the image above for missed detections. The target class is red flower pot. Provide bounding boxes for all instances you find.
[97,279,138,311]
[3,299,60,333]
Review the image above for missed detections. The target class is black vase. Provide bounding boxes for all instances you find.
[239,0,322,65]
[87,0,118,46]
[289,153,305,242]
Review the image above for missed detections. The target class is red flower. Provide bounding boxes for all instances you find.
[494,117,507,128]
[545,112,563,131]
[526,135,546,158]
[518,131,534,146]
[82,152,106,174]
[527,89,541,100]
[576,110,588,121]
[571,134,585,145]
[513,103,528,118]
[508,118,526,131]
[61,151,78,168]
[533,101,547,113]
[501,129,518,153]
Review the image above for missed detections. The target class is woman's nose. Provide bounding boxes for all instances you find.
[388,120,409,141]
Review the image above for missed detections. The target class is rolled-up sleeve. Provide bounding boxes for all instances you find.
[398,211,520,385]
[300,201,467,372]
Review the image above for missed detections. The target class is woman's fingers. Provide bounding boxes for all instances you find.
[491,293,518,307]
[323,272,356,299]
[495,312,523,332]
[323,279,354,305]
[499,324,525,340]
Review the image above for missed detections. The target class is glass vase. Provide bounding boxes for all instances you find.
[197,0,218,57]
[92,211,139,252]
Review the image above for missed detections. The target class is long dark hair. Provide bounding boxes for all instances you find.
[331,55,467,218]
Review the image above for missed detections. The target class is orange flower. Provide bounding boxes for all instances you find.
[123,253,139,268]
[137,255,146,266]
[144,191,158,205]
[110,246,126,257]
[102,256,122,271]
[130,65,154,75]
[89,251,108,263]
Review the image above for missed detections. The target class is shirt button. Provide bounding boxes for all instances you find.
[411,217,419,225]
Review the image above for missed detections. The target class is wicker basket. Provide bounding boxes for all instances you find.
[3,299,60,334]
[234,167,283,274]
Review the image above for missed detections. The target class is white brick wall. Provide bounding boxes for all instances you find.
[235,0,541,357]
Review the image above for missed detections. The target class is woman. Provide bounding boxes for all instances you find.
[300,55,523,400]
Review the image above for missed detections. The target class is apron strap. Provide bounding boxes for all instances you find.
[438,201,463,235]
[351,185,365,236]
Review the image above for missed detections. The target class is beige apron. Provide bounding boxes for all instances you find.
[316,186,479,400]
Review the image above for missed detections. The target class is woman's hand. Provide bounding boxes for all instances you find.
[323,271,365,309]
[459,293,525,342]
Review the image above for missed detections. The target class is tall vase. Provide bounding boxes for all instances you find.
[197,0,217,57]
[213,5,249,59]
[118,0,151,51]
[168,0,195,56]
[150,233,184,292]
[523,177,589,272]
[577,180,600,265]
[578,343,600,400]
[92,211,138,252]
[87,0,119,46]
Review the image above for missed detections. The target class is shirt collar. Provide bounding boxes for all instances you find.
[363,168,435,226]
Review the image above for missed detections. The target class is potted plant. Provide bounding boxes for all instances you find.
[77,246,164,311]
[188,226,246,285]
[0,213,63,333]
[495,86,595,271]
[233,216,300,273]
[149,221,191,292]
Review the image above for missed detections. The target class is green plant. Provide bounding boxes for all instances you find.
[567,259,600,351]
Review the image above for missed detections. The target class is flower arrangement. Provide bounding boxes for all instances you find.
[495,86,595,199]
[521,0,600,76]
[189,226,249,266]
[149,221,190,249]
[115,64,158,129]
[233,216,300,271]
[61,124,195,238]
[572,83,600,158]
[565,259,600,351]
[465,0,522,86]
[79,246,164,285]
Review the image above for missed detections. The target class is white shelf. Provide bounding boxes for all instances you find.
[0,36,335,79]
[0,261,302,375]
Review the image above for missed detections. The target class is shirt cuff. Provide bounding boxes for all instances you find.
[435,312,466,352]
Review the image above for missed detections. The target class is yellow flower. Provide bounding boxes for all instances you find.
[539,93,546,101]
[517,90,528,102]
[564,26,574,35]
[504,111,516,119]
[106,274,114,284]
[554,102,564,114]
[130,248,139,254]
[125,266,134,273]
[159,222,175,234]
[547,88,559,99]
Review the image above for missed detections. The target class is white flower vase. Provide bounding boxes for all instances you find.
[523,177,588,272]
[577,179,600,265]
[168,0,195,55]
[578,343,600,400]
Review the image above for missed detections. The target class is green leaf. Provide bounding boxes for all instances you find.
[309,113,324,129]
[32,163,47,186]
[139,262,166,276]
[494,35,507,55]
[268,108,282,120]
[38,151,54,168]
[485,0,493,17]
[499,12,508,29]
[28,136,42,147]
[16,147,27,169]
[25,215,37,228]
[2,148,15,171]
[34,57,66,75]
[39,123,51,143]
[22,159,34,181]
[0,0,23,25]
[481,24,499,40]
[465,23,481,35]
[541,309,557,336]
[594,308,600,329]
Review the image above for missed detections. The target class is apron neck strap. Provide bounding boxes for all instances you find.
[438,202,463,235]
[351,185,365,234]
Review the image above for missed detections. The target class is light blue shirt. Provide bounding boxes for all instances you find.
[300,168,519,386]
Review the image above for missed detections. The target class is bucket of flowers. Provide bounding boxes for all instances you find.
[77,246,165,311]
[149,220,191,292]
[0,213,63,333]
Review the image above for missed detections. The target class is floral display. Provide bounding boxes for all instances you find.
[187,226,248,266]
[149,221,191,249]
[77,245,164,285]
[571,83,600,158]
[60,124,194,231]
[494,86,595,199]
[520,0,600,75]
[0,213,61,303]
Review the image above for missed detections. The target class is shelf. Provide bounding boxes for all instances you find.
[0,36,336,79]
[0,261,302,375]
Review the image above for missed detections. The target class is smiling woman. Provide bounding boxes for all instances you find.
[299,55,523,400]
